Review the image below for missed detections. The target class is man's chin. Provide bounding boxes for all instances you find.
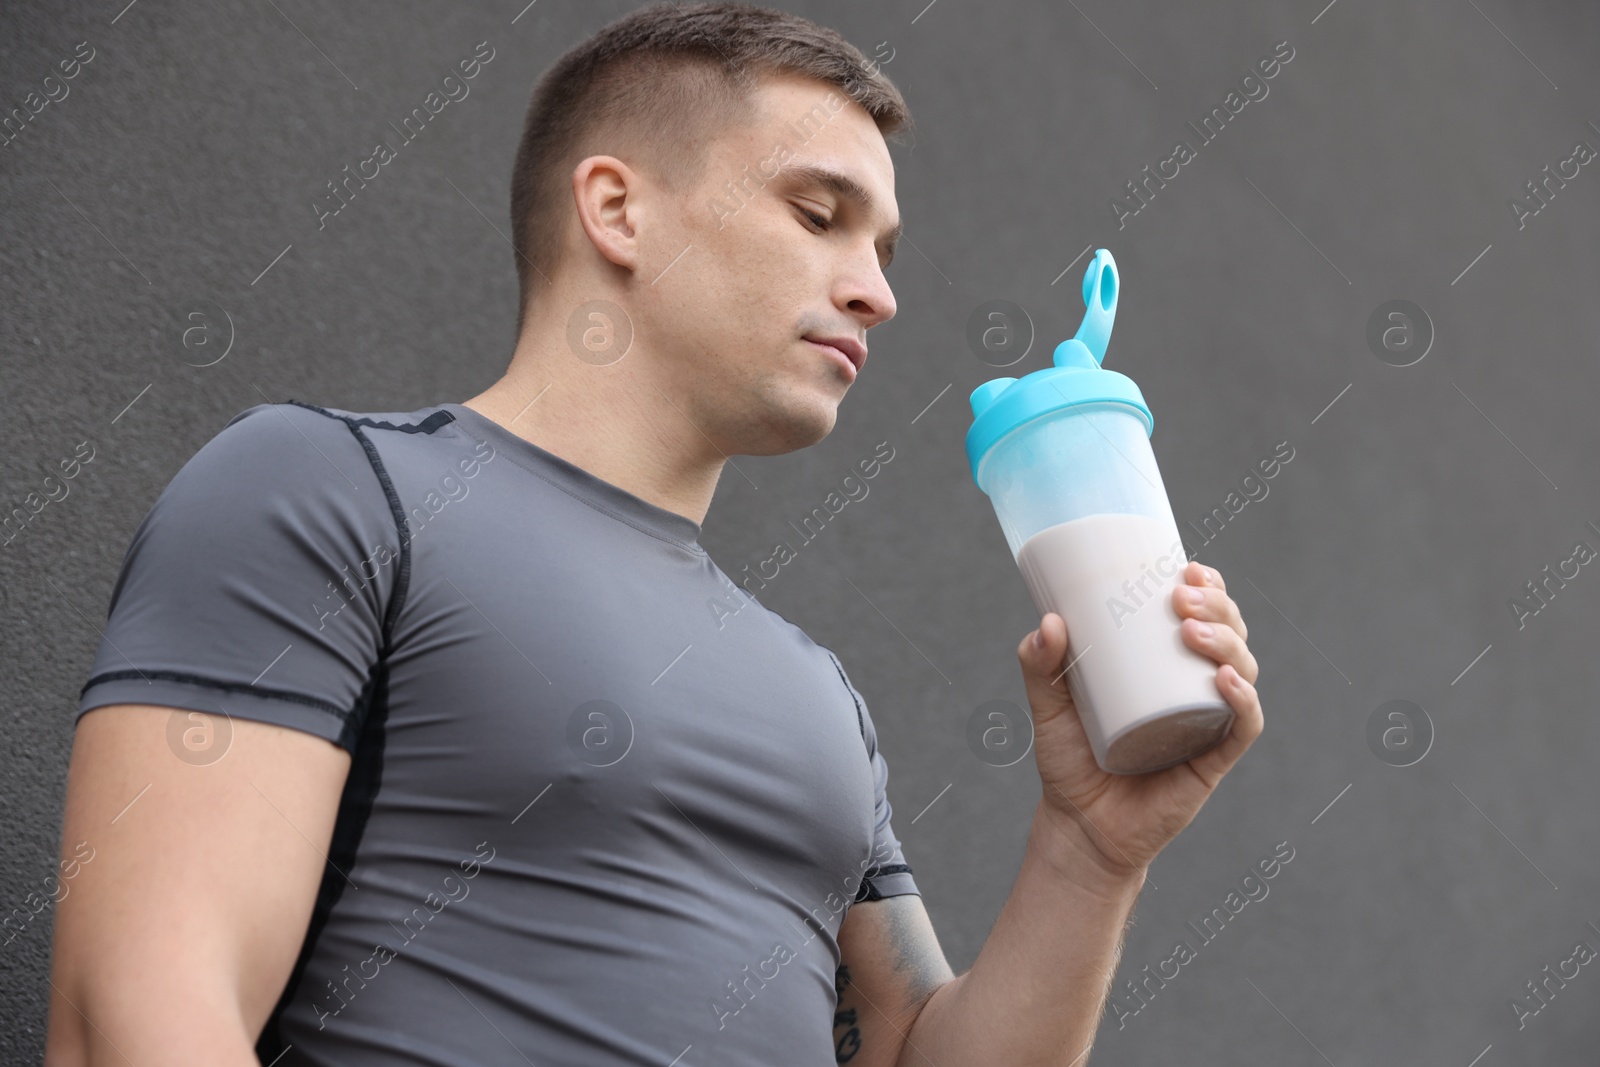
[744,397,838,456]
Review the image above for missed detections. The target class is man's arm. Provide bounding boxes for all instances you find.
[833,894,953,1065]
[44,704,351,1066]
[840,560,1262,1067]
[833,814,1140,1067]
[896,807,1142,1067]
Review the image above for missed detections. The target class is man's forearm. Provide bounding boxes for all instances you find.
[895,800,1146,1067]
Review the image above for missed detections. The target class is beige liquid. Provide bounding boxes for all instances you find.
[1016,512,1233,774]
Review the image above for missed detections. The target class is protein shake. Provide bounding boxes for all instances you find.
[965,248,1234,774]
[1015,512,1232,773]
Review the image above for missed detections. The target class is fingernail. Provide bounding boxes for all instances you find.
[1033,629,1045,649]
[1195,622,1214,637]
[1186,588,1204,605]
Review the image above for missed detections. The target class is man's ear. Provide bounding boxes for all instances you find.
[571,155,641,271]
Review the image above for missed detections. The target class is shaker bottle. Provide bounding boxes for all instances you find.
[965,248,1233,775]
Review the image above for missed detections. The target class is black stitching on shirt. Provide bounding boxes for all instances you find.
[855,863,916,902]
[78,668,349,720]
[826,650,866,742]
[281,399,420,658]
[257,399,417,1061]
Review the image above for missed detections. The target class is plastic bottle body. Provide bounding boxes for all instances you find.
[977,403,1234,774]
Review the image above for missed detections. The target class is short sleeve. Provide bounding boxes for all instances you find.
[826,650,920,902]
[74,402,399,754]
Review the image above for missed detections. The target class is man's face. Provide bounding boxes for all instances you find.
[639,73,901,457]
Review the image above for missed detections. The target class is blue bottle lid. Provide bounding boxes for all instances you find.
[965,248,1153,486]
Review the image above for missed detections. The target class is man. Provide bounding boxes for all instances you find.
[46,3,1263,1064]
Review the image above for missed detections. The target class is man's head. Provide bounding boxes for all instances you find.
[507,2,912,456]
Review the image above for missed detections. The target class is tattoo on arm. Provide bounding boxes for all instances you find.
[833,964,861,1062]
[833,896,955,1064]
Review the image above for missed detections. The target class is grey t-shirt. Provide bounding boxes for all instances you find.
[75,399,919,1066]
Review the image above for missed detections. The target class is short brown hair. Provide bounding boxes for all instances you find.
[508,2,913,335]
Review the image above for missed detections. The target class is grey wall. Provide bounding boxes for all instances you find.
[4,0,1598,1062]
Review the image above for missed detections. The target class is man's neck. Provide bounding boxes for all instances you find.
[461,348,725,530]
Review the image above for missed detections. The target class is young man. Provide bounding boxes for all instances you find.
[46,3,1263,1064]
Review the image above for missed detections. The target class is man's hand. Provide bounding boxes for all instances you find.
[881,560,1256,1066]
[1018,559,1264,880]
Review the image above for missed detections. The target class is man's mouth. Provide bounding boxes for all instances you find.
[803,335,867,377]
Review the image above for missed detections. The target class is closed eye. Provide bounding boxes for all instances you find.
[796,206,832,232]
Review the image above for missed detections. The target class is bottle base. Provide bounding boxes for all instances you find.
[1099,702,1235,776]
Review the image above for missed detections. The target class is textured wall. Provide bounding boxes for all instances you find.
[3,0,1598,1061]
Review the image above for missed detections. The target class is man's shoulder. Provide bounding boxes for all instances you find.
[727,594,870,735]
[733,593,829,661]
[162,399,458,517]
[222,398,458,437]
[196,399,462,480]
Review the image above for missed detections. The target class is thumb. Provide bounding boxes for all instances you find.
[1017,612,1075,719]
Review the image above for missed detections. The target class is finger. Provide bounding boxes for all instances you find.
[1185,559,1226,595]
[1189,663,1264,788]
[1172,582,1249,643]
[1017,612,1075,713]
[1180,615,1259,685]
